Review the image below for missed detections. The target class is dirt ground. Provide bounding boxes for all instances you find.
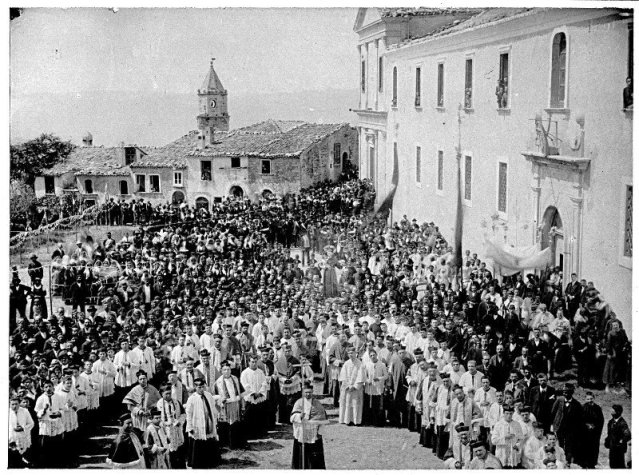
[77,382,628,470]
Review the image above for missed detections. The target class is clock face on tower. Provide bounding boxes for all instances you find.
[210,99,217,109]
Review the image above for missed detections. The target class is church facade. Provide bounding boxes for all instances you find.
[353,7,633,327]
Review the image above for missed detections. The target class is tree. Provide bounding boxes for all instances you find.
[10,133,75,187]
[10,179,36,230]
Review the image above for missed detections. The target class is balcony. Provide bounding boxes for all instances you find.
[521,111,590,171]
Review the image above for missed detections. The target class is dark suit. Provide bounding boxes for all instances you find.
[526,338,550,376]
[564,281,582,319]
[582,401,604,468]
[529,385,556,432]
[606,416,631,468]
[515,376,538,406]
[487,355,511,391]
[551,396,585,465]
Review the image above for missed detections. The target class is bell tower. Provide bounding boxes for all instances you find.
[197,58,229,148]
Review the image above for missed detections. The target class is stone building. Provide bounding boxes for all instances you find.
[34,141,146,206]
[35,59,358,208]
[353,7,633,327]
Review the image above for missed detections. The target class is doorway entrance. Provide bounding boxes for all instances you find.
[540,206,564,269]
[229,186,244,199]
[172,190,185,204]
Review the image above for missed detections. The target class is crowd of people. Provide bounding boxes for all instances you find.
[8,178,631,470]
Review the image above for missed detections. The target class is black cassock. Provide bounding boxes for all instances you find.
[292,436,326,470]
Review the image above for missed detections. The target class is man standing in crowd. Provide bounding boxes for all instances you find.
[606,404,631,469]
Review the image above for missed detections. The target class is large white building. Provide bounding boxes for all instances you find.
[353,7,633,328]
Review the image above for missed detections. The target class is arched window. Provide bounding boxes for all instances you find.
[550,32,567,108]
[119,180,128,195]
[392,67,398,107]
[84,179,93,194]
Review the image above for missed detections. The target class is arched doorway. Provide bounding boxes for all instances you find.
[172,190,185,205]
[195,197,209,210]
[540,206,564,269]
[229,186,244,199]
[262,189,274,199]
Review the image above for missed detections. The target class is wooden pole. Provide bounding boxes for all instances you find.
[48,265,53,316]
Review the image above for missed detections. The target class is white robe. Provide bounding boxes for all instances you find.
[240,367,268,404]
[185,392,221,440]
[114,350,140,388]
[338,359,365,424]
[80,371,100,410]
[491,419,524,467]
[363,361,388,396]
[35,392,65,436]
[91,358,116,397]
[9,408,34,453]
[132,346,156,379]
[156,398,185,452]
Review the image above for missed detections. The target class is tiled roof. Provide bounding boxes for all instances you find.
[380,7,481,18]
[189,121,348,158]
[131,131,199,169]
[45,147,131,176]
[232,119,306,135]
[392,8,537,48]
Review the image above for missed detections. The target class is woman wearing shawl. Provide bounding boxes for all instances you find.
[290,383,329,469]
[122,370,161,432]
[106,414,147,469]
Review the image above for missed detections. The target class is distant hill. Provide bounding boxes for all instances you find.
[10,88,360,147]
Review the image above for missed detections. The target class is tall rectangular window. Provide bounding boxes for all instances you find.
[149,175,160,193]
[498,52,510,108]
[333,143,341,166]
[125,147,136,165]
[392,67,398,107]
[378,56,383,92]
[624,185,633,257]
[135,174,146,193]
[498,162,508,213]
[415,67,422,106]
[174,171,183,186]
[361,60,366,92]
[464,58,473,109]
[231,156,241,168]
[44,176,55,194]
[201,160,212,181]
[464,155,472,201]
[550,32,567,108]
[437,151,444,191]
[261,160,271,175]
[415,146,422,184]
[84,179,93,194]
[437,63,445,107]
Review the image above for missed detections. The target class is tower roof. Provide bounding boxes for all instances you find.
[199,58,226,93]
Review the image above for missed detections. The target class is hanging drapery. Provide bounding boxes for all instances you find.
[483,235,552,276]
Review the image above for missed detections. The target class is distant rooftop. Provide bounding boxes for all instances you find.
[190,120,349,158]
[45,146,135,177]
[41,119,350,176]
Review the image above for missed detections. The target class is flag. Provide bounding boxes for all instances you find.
[104,182,109,203]
[374,145,399,217]
[453,151,463,269]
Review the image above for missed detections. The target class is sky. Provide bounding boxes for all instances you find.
[10,8,359,97]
